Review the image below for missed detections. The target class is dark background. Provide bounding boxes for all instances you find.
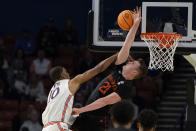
[0,0,196,43]
[0,0,91,42]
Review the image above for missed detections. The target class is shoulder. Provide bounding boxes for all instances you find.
[114,61,127,72]
[59,79,71,91]
[115,61,128,67]
[57,79,69,85]
[118,80,133,89]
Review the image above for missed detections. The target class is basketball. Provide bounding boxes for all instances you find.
[117,10,134,31]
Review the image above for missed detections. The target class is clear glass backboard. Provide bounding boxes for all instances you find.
[91,0,196,52]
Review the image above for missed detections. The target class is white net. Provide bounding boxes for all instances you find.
[141,33,182,71]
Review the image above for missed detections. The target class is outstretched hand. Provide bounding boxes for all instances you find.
[72,108,81,115]
[133,6,141,25]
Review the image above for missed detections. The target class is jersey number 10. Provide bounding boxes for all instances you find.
[48,87,60,103]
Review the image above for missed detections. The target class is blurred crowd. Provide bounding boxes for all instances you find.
[0,17,165,131]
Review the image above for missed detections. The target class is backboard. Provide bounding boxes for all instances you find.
[89,0,196,53]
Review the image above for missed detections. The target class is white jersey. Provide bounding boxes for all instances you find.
[42,79,74,129]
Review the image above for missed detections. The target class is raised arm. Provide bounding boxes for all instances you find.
[115,7,141,65]
[69,53,117,95]
[72,92,121,115]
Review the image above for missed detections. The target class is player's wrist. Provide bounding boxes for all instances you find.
[79,108,84,114]
[133,20,141,26]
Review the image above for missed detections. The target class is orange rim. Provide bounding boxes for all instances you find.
[140,33,182,40]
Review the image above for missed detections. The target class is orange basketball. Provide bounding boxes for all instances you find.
[117,10,134,31]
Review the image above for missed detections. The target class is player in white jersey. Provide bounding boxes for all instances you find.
[42,53,117,131]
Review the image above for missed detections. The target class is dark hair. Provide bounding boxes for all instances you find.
[136,58,147,79]
[49,66,63,82]
[111,100,135,126]
[138,109,158,130]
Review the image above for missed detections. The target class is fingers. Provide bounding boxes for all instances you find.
[134,6,141,15]
[139,7,141,17]
[133,9,136,14]
[72,108,80,115]
[136,6,139,13]
[72,111,78,115]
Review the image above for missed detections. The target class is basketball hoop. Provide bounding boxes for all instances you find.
[140,33,182,71]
